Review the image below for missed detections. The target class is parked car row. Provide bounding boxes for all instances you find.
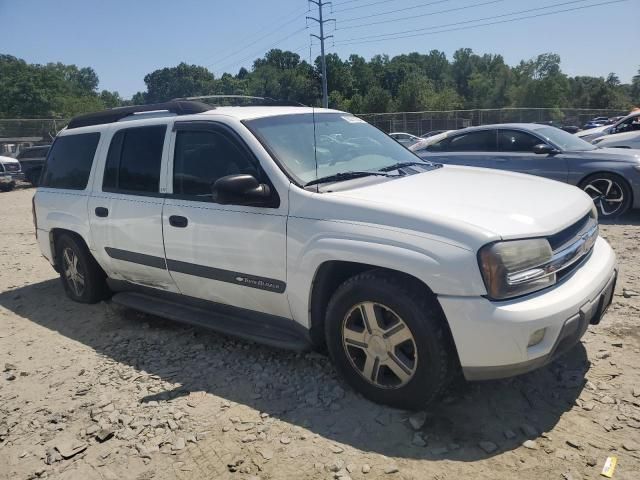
[577,110,640,142]
[582,115,625,130]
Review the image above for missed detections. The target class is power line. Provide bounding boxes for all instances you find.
[338,0,451,22]
[332,0,398,14]
[215,26,310,73]
[337,0,503,30]
[331,0,384,6]
[202,5,310,69]
[335,0,627,45]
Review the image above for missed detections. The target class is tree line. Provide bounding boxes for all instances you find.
[1,49,639,119]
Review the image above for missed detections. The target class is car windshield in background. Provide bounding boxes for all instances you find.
[245,113,433,186]
[535,126,597,151]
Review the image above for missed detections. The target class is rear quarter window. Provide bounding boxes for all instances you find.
[40,133,101,190]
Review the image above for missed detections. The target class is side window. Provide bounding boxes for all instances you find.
[430,131,496,152]
[40,133,100,190]
[173,129,259,199]
[497,130,542,152]
[103,125,166,194]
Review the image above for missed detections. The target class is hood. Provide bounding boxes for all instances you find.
[593,130,640,146]
[0,155,19,165]
[577,125,610,139]
[575,147,640,163]
[324,165,592,248]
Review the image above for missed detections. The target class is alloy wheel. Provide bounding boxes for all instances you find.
[63,247,85,297]
[341,301,418,389]
[583,178,625,217]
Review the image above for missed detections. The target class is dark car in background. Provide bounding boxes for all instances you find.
[412,123,640,218]
[16,145,50,185]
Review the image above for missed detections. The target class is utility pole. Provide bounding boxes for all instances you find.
[307,0,334,108]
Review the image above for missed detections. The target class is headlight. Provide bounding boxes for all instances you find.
[478,238,555,300]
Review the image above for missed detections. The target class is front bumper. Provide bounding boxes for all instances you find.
[2,172,25,181]
[438,236,617,380]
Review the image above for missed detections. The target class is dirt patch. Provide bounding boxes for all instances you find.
[1,188,640,479]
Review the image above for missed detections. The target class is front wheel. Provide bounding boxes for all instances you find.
[325,271,454,410]
[580,173,632,218]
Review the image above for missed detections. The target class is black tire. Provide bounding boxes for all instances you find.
[0,182,15,192]
[579,173,632,219]
[26,168,41,186]
[55,233,110,303]
[325,270,453,410]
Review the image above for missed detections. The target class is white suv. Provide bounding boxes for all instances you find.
[33,99,617,409]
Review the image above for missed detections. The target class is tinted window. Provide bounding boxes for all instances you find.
[498,130,541,152]
[40,133,100,190]
[429,130,496,152]
[173,130,258,198]
[103,125,166,193]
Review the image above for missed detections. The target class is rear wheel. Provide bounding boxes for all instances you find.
[55,234,109,303]
[325,271,454,410]
[580,173,632,218]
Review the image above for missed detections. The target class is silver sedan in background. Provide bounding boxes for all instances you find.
[411,123,640,218]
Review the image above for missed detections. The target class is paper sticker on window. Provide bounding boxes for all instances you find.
[342,116,366,124]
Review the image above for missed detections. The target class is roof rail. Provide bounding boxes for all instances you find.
[174,95,307,107]
[66,100,213,129]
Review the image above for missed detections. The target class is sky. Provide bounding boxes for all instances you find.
[1,0,638,98]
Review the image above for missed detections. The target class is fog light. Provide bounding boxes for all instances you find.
[527,328,546,347]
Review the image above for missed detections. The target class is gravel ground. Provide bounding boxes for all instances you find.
[1,187,639,480]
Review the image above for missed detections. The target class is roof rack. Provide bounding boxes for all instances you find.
[174,95,307,107]
[66,100,213,129]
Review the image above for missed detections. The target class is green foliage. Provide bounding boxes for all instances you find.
[141,62,216,103]
[0,54,107,118]
[1,51,637,119]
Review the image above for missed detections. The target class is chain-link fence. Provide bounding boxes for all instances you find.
[0,119,68,156]
[0,108,630,155]
[357,108,628,136]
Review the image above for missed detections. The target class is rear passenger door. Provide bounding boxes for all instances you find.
[88,122,178,292]
[496,129,569,182]
[161,121,290,318]
[425,129,498,168]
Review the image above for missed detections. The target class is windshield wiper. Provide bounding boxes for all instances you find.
[378,161,430,172]
[304,171,394,187]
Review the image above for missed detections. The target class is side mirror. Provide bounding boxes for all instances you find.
[213,174,271,204]
[533,143,558,155]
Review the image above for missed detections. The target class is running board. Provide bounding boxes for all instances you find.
[110,291,311,351]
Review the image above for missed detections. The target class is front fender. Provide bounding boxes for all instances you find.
[286,217,486,328]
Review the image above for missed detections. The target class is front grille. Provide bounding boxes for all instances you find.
[550,213,598,281]
[3,163,20,173]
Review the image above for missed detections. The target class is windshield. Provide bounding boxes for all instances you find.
[245,113,431,185]
[535,126,596,151]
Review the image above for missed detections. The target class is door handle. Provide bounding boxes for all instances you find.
[169,215,188,228]
[95,207,109,217]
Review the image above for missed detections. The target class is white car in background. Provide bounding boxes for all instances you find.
[0,155,24,191]
[577,111,640,142]
[409,130,455,152]
[592,130,640,149]
[389,132,421,147]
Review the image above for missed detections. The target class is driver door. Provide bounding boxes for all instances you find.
[495,129,569,183]
[161,121,291,319]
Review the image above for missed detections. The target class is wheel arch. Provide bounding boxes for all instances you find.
[308,260,460,368]
[49,228,100,273]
